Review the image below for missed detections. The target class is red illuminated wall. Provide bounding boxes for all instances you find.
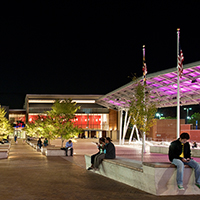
[29,114,102,129]
[28,115,47,123]
[73,115,101,129]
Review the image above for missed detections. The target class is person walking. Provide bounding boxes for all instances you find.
[168,132,200,190]
[14,135,17,144]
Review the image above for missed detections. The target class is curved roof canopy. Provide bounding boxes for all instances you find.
[97,61,200,110]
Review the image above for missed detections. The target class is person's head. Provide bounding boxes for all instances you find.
[105,137,112,144]
[180,132,190,144]
[99,137,105,144]
[69,140,72,143]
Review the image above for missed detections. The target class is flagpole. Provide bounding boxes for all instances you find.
[142,45,146,161]
[177,28,180,139]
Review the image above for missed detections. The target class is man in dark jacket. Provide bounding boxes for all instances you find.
[168,132,200,190]
[93,137,115,169]
[104,137,116,159]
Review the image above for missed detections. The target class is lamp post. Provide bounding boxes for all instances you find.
[183,108,192,124]
[156,113,163,119]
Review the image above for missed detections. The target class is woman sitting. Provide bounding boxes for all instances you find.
[87,137,105,170]
[93,137,115,169]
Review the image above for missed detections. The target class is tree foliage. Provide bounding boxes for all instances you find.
[189,112,200,126]
[128,81,157,134]
[46,99,82,147]
[25,99,82,147]
[0,106,13,140]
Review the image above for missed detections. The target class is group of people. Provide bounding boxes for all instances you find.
[87,137,115,170]
[34,132,200,191]
[37,138,48,149]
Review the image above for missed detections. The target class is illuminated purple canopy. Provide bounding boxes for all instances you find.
[97,61,200,110]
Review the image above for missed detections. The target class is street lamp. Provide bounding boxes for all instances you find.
[183,107,192,124]
[156,113,163,119]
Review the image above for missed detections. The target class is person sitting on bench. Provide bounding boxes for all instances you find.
[168,132,200,190]
[65,140,73,156]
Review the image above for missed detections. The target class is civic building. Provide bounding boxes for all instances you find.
[7,61,200,142]
[22,94,118,140]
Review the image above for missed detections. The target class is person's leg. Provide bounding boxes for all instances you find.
[186,159,200,185]
[70,148,73,156]
[91,152,99,165]
[93,153,105,169]
[65,148,68,156]
[172,159,184,186]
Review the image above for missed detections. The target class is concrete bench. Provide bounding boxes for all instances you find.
[150,145,200,157]
[0,149,9,159]
[0,143,11,149]
[85,154,200,196]
[150,145,169,154]
[26,141,64,156]
[42,147,66,156]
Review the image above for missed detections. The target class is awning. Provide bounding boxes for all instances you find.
[97,61,200,110]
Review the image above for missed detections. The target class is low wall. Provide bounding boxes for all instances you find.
[27,141,66,156]
[85,154,200,195]
[41,147,65,156]
[0,143,10,159]
[150,145,200,157]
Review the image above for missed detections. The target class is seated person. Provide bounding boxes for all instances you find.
[93,137,116,169]
[192,141,197,148]
[65,140,73,156]
[43,138,48,147]
[0,140,4,144]
[37,138,43,149]
[87,137,105,170]
[168,132,200,190]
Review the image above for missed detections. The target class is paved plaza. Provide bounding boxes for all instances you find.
[0,139,200,200]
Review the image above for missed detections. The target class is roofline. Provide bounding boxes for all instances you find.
[98,60,200,101]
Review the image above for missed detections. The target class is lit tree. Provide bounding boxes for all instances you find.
[25,115,56,142]
[129,80,157,161]
[189,112,200,127]
[46,99,82,147]
[0,106,13,140]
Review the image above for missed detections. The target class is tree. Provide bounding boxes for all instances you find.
[0,106,13,140]
[46,99,82,147]
[128,80,157,161]
[189,112,200,127]
[25,115,57,142]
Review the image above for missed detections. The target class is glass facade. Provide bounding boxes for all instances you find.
[28,113,109,131]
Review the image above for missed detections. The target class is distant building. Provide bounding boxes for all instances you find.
[23,94,118,139]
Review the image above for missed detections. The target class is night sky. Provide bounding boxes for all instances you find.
[0,1,199,108]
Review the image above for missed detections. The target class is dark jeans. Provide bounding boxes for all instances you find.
[91,152,100,164]
[66,148,73,156]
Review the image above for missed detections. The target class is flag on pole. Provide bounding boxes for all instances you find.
[178,48,184,77]
[142,63,147,76]
[142,45,147,82]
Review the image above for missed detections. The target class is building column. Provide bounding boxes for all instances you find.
[119,110,123,145]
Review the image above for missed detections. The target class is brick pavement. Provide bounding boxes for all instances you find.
[0,139,199,200]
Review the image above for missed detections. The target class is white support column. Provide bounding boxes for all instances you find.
[123,115,131,144]
[129,125,135,144]
[129,124,140,144]
[119,110,123,145]
[135,126,140,141]
[122,110,128,145]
